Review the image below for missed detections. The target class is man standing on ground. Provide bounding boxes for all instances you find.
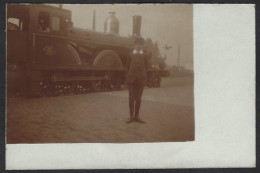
[125,37,149,124]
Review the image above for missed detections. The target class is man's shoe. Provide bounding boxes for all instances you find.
[135,117,145,123]
[126,117,135,123]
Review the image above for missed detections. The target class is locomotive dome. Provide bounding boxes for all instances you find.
[104,11,119,35]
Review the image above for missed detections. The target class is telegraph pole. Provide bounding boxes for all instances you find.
[177,44,180,68]
[163,44,172,63]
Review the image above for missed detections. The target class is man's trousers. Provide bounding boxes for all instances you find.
[128,79,144,118]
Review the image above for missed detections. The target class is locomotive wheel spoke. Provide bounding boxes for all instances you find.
[91,80,105,92]
[39,80,53,97]
[74,84,82,95]
[51,84,59,96]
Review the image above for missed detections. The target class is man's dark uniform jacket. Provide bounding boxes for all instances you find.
[125,46,149,85]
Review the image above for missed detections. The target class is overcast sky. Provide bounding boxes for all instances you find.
[62,4,193,67]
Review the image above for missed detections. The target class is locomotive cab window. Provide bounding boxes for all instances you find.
[38,12,62,33]
[38,12,50,32]
[7,17,29,31]
[50,16,61,31]
[7,5,29,32]
[7,18,20,31]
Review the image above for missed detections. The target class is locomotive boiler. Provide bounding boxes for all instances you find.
[7,4,162,97]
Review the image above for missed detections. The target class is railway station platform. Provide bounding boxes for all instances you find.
[7,77,194,143]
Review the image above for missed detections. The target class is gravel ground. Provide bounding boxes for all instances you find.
[7,76,194,143]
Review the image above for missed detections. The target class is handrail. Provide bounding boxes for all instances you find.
[32,32,68,40]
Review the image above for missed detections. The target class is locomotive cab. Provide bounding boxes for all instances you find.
[7,4,80,67]
[30,5,80,66]
[7,4,81,96]
[7,5,30,64]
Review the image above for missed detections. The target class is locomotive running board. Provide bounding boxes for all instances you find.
[28,64,125,72]
[52,76,107,82]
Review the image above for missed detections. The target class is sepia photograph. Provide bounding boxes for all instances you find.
[5,3,255,170]
[6,3,194,143]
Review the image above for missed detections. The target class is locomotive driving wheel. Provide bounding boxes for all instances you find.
[92,50,124,92]
[148,73,161,88]
[93,50,123,69]
[39,77,57,97]
[104,72,122,91]
[90,71,106,92]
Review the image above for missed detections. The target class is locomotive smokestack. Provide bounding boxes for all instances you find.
[132,15,142,38]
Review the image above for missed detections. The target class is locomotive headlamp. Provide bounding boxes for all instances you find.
[139,49,143,55]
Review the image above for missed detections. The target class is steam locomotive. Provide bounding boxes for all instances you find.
[7,4,163,97]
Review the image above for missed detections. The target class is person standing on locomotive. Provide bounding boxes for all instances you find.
[125,37,149,124]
